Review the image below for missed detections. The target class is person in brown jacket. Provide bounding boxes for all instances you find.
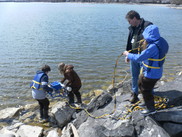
[58,63,82,104]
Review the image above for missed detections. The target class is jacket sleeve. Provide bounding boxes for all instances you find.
[127,44,159,62]
[64,70,75,87]
[41,75,53,92]
[61,77,66,84]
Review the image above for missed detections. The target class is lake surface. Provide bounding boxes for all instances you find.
[0,2,182,109]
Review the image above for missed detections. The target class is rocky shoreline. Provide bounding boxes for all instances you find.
[0,70,182,137]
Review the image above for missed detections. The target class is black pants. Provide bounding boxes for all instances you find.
[138,74,159,111]
[37,98,50,119]
[68,87,82,104]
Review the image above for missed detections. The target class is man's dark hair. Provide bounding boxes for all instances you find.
[125,10,140,20]
[41,65,51,72]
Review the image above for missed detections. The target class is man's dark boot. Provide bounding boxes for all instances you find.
[76,95,82,104]
[68,92,74,105]
[130,93,139,104]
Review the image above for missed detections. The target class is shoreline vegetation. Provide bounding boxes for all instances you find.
[0,0,181,9]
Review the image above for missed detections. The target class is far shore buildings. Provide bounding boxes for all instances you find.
[0,0,172,4]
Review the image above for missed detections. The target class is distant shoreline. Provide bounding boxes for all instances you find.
[0,1,181,9]
[143,3,182,10]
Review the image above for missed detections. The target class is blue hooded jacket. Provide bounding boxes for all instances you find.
[127,25,169,79]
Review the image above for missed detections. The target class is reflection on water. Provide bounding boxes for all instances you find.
[0,3,182,110]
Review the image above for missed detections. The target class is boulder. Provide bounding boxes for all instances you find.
[0,134,16,137]
[51,102,75,128]
[17,125,43,137]
[154,107,182,123]
[0,127,18,137]
[0,107,22,120]
[138,115,170,137]
[163,122,182,137]
[47,129,60,137]
[61,123,79,137]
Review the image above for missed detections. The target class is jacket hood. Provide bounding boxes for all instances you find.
[36,70,44,74]
[65,65,74,71]
[142,25,160,43]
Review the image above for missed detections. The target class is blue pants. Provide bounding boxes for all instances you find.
[130,60,154,95]
[130,60,141,95]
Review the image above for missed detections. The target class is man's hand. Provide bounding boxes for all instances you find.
[123,51,130,63]
[123,51,129,56]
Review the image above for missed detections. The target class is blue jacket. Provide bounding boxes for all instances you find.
[30,70,53,99]
[30,71,45,90]
[127,25,169,79]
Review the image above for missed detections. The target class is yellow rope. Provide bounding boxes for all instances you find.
[66,52,126,119]
[66,40,169,120]
[116,95,169,120]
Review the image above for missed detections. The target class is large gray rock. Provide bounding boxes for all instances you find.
[154,107,182,123]
[0,121,23,137]
[139,116,170,137]
[87,92,112,112]
[156,74,182,106]
[72,109,89,129]
[131,111,170,137]
[78,115,135,137]
[0,107,22,120]
[51,102,76,128]
[17,125,43,137]
[0,126,19,137]
[78,121,107,137]
[99,122,135,137]
[61,123,79,137]
[163,122,182,136]
[0,134,15,137]
[47,129,60,137]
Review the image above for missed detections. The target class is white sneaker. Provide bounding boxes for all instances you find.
[141,109,156,116]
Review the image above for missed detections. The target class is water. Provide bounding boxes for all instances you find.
[0,3,182,109]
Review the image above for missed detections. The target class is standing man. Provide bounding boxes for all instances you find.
[123,25,169,115]
[30,65,53,122]
[125,10,153,103]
